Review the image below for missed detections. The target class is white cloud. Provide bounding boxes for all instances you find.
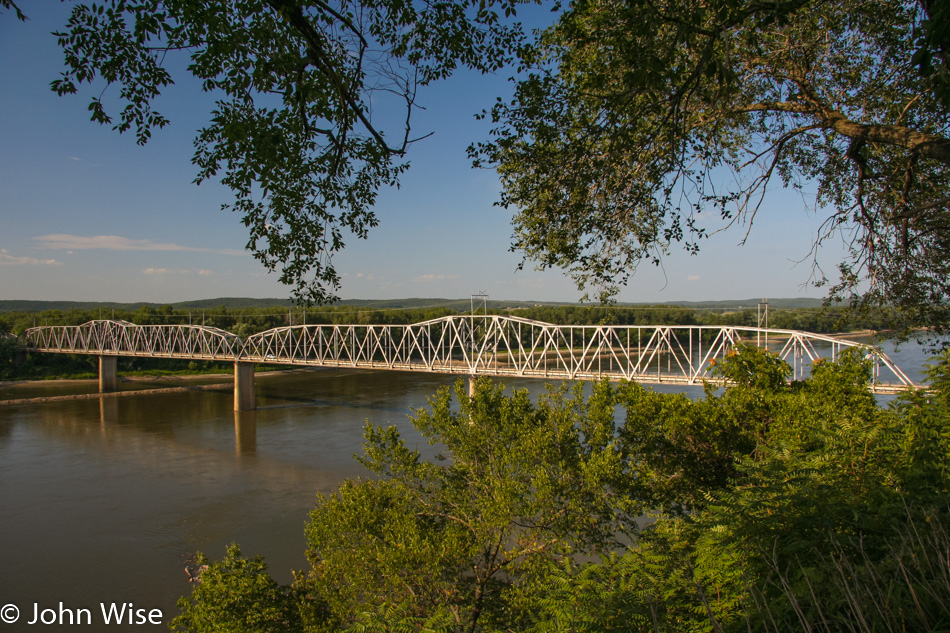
[0,249,62,266]
[143,267,216,277]
[687,275,701,281]
[413,274,460,283]
[34,234,245,256]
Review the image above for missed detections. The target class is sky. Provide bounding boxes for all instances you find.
[0,2,847,305]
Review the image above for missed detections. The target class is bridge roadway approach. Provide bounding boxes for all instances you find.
[22,315,922,410]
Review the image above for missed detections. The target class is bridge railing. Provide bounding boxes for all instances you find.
[23,320,242,361]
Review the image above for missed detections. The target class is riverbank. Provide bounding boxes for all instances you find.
[0,382,234,406]
[0,373,233,389]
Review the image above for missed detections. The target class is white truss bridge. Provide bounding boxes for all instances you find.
[24,319,242,361]
[23,315,921,395]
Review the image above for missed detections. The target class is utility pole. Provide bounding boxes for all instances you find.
[757,298,769,348]
[470,291,488,316]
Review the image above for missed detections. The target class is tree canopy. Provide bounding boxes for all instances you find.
[474,0,950,335]
[11,0,528,304]
[10,0,950,324]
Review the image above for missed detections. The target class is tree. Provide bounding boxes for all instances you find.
[515,350,950,632]
[300,378,636,631]
[474,0,950,335]
[170,544,305,633]
[12,0,527,304]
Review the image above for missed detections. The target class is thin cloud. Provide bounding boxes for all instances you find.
[0,249,62,266]
[34,234,245,256]
[143,267,215,276]
[413,274,459,283]
[687,275,701,281]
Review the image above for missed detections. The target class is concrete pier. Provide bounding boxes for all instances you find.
[234,362,256,411]
[99,356,118,393]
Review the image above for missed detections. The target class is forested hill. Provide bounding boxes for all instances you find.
[0,297,824,313]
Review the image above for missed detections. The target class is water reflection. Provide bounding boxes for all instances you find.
[0,370,412,631]
[234,410,256,455]
[100,396,118,427]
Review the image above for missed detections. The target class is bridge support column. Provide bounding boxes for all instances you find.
[234,362,256,411]
[99,355,118,393]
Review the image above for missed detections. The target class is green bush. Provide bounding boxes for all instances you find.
[171,348,950,632]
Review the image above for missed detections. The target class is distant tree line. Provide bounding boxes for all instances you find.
[513,304,894,332]
[0,303,894,335]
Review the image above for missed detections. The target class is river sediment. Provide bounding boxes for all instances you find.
[0,382,233,406]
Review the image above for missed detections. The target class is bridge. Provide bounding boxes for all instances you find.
[22,315,922,410]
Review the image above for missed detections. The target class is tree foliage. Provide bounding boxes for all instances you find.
[171,545,304,633]
[0,0,25,21]
[474,0,950,335]
[514,350,950,631]
[37,0,528,303]
[302,378,636,631]
[173,347,950,631]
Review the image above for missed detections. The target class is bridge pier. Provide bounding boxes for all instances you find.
[99,355,118,393]
[234,362,256,411]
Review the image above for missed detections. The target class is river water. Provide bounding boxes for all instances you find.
[0,340,936,631]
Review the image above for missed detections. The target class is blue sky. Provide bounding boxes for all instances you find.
[0,2,845,305]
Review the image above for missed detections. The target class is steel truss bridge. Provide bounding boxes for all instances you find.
[24,319,242,361]
[22,315,921,409]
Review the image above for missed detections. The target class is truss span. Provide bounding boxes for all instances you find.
[240,315,919,394]
[23,320,241,360]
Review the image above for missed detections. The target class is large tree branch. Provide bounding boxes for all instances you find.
[824,111,950,164]
[738,101,950,165]
[266,0,410,156]
[892,194,950,220]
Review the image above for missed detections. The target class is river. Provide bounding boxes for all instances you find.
[0,339,936,631]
